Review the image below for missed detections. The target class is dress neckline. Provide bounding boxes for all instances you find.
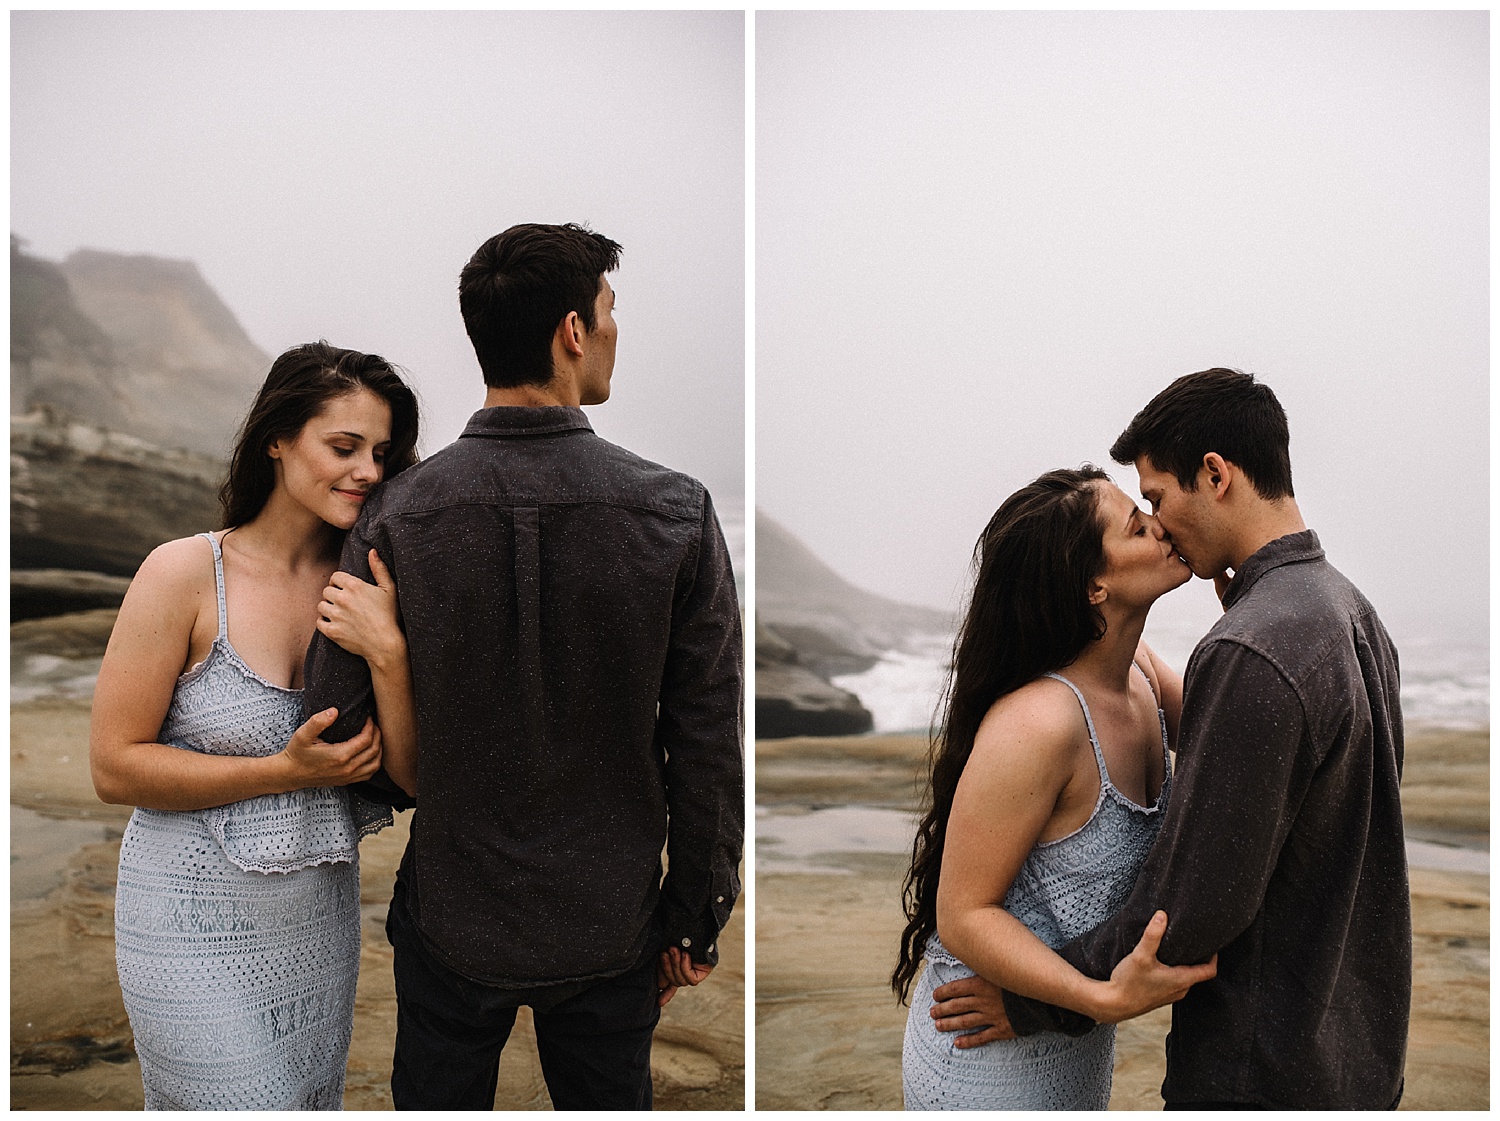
[180,532,304,695]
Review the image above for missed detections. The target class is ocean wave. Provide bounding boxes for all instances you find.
[832,630,1488,733]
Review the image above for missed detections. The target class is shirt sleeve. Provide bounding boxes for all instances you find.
[301,514,415,809]
[1002,639,1309,1035]
[655,492,745,967]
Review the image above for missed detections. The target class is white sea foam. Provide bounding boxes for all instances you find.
[12,653,104,704]
[830,626,1488,734]
[829,632,951,735]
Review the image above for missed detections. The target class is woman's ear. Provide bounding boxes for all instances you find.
[1087,579,1107,606]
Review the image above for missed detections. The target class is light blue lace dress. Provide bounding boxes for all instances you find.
[114,533,390,1110]
[902,668,1171,1110]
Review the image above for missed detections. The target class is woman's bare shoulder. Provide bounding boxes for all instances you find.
[126,534,218,604]
[972,676,1087,771]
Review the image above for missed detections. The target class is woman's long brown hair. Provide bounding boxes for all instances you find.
[892,466,1110,1002]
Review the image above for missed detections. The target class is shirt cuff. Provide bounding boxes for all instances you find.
[1001,987,1097,1037]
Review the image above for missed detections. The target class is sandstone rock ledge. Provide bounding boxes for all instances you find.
[755,621,874,739]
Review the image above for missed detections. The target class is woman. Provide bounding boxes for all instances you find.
[895,466,1217,1110]
[90,342,421,1109]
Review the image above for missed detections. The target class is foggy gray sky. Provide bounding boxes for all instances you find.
[757,11,1487,649]
[13,11,744,499]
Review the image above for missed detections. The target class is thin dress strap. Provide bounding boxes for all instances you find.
[199,532,228,640]
[1132,658,1161,707]
[1042,672,1111,786]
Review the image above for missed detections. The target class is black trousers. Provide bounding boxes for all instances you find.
[386,883,661,1110]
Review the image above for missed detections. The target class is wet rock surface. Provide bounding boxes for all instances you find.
[12,409,223,578]
[755,730,1488,1110]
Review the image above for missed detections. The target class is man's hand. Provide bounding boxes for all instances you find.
[929,974,1016,1047]
[657,947,714,1007]
[1095,910,1217,1024]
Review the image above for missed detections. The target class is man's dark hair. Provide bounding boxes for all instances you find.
[458,223,622,389]
[1109,367,1294,499]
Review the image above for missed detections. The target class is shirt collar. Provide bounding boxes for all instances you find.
[459,406,595,439]
[1220,528,1324,610]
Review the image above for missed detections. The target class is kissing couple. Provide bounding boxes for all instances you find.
[897,369,1410,1110]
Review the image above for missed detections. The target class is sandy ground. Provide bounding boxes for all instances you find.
[756,730,1489,1110]
[10,692,744,1110]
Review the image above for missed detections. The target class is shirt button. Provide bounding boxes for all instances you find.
[708,944,715,954]
[680,937,691,948]
[715,895,724,903]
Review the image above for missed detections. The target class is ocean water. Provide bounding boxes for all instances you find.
[12,652,104,704]
[756,804,1487,876]
[831,623,1488,734]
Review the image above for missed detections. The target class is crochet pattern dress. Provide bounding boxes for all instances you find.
[114,533,389,1109]
[902,669,1172,1110]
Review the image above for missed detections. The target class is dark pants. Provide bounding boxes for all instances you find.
[386,883,661,1110]
[1166,1084,1403,1111]
[1166,1104,1264,1111]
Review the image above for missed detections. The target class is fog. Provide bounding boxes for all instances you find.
[13,11,745,498]
[757,11,1487,651]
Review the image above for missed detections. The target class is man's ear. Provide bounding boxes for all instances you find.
[556,310,587,359]
[1202,452,1232,499]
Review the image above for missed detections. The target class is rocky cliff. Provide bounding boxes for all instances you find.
[12,407,224,579]
[11,238,269,612]
[12,238,270,459]
[755,510,953,738]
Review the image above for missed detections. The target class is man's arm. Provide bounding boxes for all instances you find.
[655,493,744,972]
[1002,641,1310,1035]
[303,513,415,809]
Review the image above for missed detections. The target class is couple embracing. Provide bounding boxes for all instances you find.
[91,223,743,1110]
[897,370,1410,1110]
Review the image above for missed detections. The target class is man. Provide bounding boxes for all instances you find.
[304,223,743,1110]
[929,369,1409,1109]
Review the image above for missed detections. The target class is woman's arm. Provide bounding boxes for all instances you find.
[316,549,418,796]
[935,686,1211,1024]
[90,539,383,810]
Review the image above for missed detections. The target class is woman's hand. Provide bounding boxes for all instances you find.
[316,550,405,668]
[1093,910,1217,1023]
[278,708,383,788]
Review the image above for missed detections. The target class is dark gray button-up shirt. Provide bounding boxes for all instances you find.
[305,406,743,989]
[1003,530,1410,1109]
